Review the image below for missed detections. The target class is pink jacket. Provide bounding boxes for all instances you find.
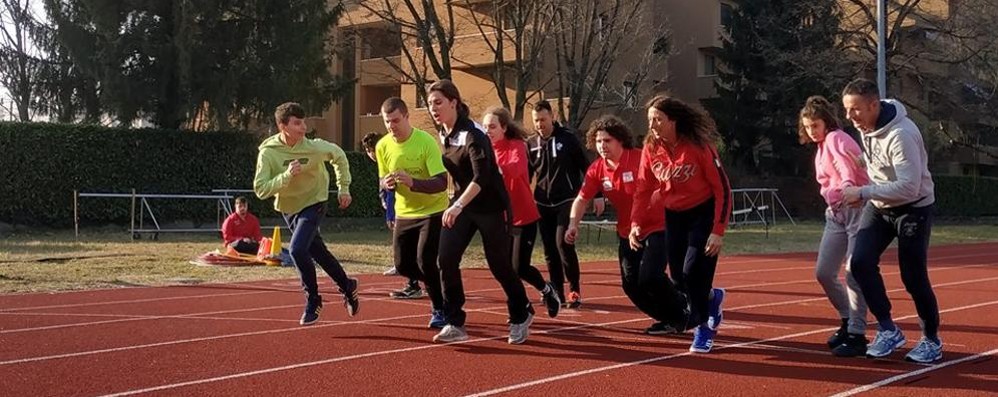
[815,130,869,208]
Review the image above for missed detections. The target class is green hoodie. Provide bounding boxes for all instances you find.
[254,134,352,214]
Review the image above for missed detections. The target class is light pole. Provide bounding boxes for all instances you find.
[877,0,887,98]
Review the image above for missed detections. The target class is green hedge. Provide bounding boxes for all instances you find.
[933,175,998,217]
[0,122,380,227]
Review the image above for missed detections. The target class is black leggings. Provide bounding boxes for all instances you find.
[511,221,548,291]
[538,202,581,299]
[438,210,531,327]
[619,231,690,328]
[665,199,719,326]
[393,214,443,310]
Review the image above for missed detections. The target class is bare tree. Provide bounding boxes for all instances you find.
[460,0,557,121]
[351,0,458,106]
[548,0,665,130]
[0,0,43,121]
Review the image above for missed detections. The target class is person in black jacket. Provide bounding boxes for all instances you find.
[427,79,535,345]
[529,100,598,308]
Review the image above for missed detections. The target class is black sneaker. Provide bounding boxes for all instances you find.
[541,283,561,318]
[827,319,849,349]
[300,296,323,326]
[390,282,424,299]
[832,333,868,357]
[645,322,681,335]
[340,278,360,317]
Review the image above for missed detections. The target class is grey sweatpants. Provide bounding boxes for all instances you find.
[816,206,869,334]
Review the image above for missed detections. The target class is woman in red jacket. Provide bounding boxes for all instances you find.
[632,94,731,353]
[482,106,561,318]
[565,115,691,334]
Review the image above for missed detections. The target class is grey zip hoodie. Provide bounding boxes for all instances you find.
[859,99,935,209]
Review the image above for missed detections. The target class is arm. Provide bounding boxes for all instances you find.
[565,163,600,244]
[704,145,732,237]
[324,142,352,196]
[221,216,236,244]
[630,147,657,232]
[859,131,923,203]
[252,151,292,200]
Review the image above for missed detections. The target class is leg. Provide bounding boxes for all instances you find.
[478,212,532,324]
[437,212,476,328]
[537,205,565,300]
[665,210,689,293]
[555,202,582,296]
[512,222,547,291]
[230,240,259,255]
[815,208,852,322]
[638,231,688,327]
[393,218,424,282]
[416,214,445,310]
[842,206,869,336]
[894,205,939,340]
[284,203,326,299]
[681,201,718,327]
[850,203,898,330]
[618,237,651,319]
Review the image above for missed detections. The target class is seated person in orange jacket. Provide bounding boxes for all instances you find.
[222,196,263,254]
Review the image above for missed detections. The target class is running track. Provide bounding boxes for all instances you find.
[2,243,997,396]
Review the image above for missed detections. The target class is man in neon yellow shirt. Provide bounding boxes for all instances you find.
[376,97,450,328]
[254,102,359,325]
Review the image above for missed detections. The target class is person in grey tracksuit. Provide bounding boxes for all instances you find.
[841,78,941,363]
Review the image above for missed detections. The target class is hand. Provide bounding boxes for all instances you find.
[382,175,397,190]
[242,237,253,243]
[338,193,352,209]
[705,233,723,257]
[442,205,462,228]
[842,186,862,206]
[386,220,395,230]
[287,160,302,176]
[394,170,414,188]
[593,198,605,217]
[628,226,643,250]
[564,225,579,245]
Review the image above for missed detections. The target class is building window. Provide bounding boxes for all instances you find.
[701,50,717,76]
[720,3,734,31]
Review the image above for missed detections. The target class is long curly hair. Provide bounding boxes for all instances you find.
[644,94,719,148]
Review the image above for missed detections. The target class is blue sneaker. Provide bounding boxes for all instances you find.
[707,288,725,330]
[428,310,447,329]
[689,325,716,353]
[905,337,943,363]
[866,327,906,358]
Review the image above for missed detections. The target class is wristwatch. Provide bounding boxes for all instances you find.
[453,201,464,209]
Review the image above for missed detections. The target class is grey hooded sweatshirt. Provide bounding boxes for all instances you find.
[858,99,935,209]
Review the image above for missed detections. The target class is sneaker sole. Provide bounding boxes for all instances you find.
[390,293,425,299]
[300,318,319,326]
[433,334,469,343]
[866,337,907,358]
[708,289,725,330]
[689,345,712,353]
[905,351,942,363]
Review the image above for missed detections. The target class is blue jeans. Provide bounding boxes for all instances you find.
[283,202,350,299]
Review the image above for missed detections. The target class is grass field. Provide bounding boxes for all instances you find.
[2,219,997,293]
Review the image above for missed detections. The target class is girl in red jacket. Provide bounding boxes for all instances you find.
[482,106,562,318]
[632,95,731,353]
[565,115,691,334]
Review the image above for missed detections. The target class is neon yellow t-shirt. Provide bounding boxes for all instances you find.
[375,128,449,218]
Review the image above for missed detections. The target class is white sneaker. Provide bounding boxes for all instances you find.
[433,324,469,343]
[383,267,399,276]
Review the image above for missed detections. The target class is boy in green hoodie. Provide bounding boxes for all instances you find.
[254,102,359,325]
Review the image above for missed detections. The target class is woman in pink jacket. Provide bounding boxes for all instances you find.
[799,96,870,357]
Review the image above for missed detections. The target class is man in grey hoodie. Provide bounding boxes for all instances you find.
[840,78,941,363]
